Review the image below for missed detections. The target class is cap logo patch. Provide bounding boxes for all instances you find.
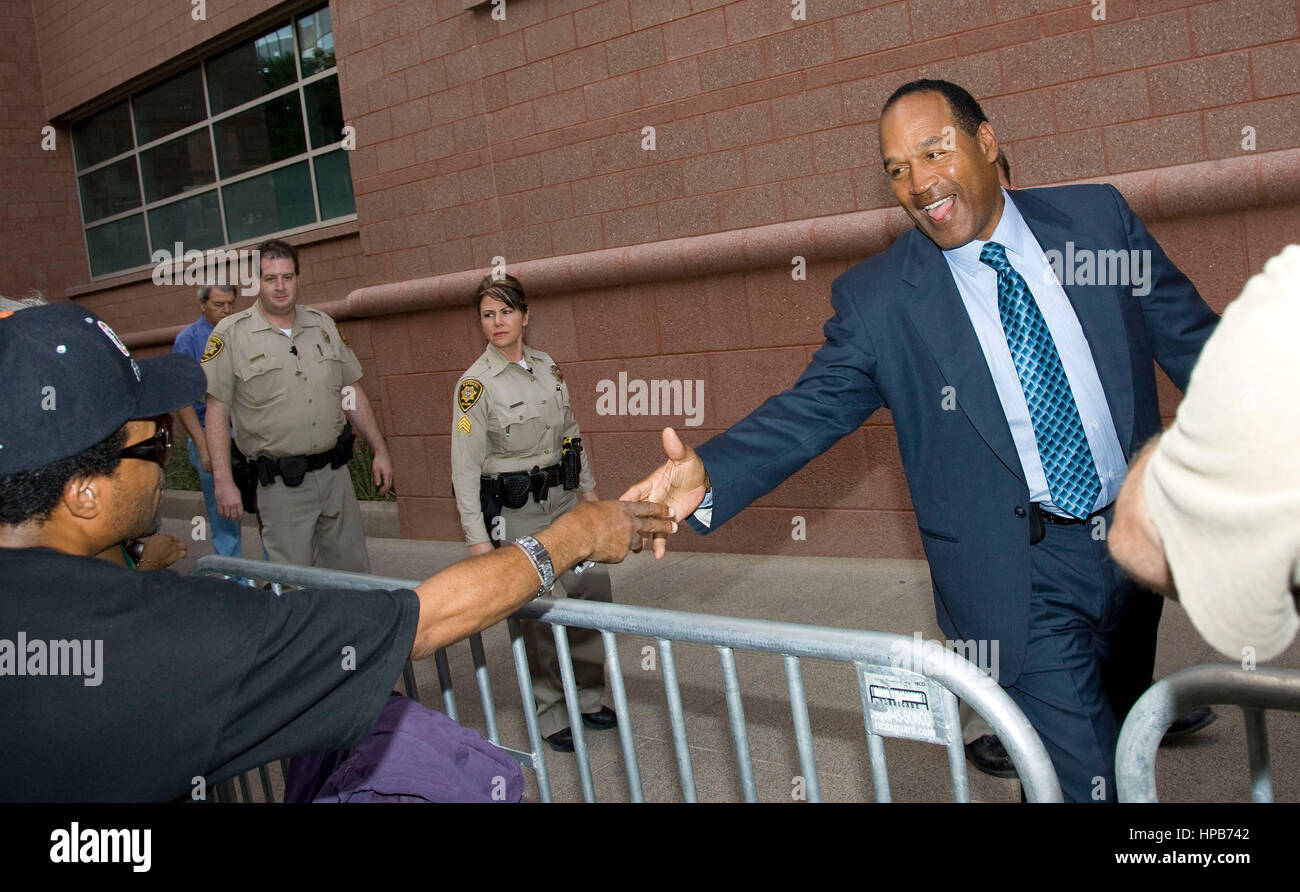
[458,379,483,412]
[97,320,130,358]
[201,335,224,362]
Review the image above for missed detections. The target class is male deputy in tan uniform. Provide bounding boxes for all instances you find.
[203,239,392,572]
[451,287,614,750]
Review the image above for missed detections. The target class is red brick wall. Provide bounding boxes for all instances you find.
[0,0,84,301]
[340,0,1299,275]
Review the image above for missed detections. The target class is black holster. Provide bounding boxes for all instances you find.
[229,442,259,514]
[480,476,504,548]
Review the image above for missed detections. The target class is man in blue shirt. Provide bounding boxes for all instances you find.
[172,284,242,557]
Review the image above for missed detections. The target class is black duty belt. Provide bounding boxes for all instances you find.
[253,424,356,488]
[481,463,563,510]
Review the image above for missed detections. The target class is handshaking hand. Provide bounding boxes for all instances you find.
[619,427,710,559]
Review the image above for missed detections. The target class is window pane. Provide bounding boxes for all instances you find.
[133,67,206,145]
[86,214,149,276]
[212,94,307,179]
[148,191,225,252]
[314,150,355,220]
[297,6,335,76]
[140,130,216,203]
[72,101,133,171]
[303,75,344,149]
[78,157,142,224]
[206,24,297,114]
[222,161,315,243]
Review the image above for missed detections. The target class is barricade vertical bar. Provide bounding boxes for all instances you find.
[552,622,596,802]
[784,654,821,802]
[658,638,697,802]
[508,617,551,802]
[258,765,274,802]
[717,646,757,803]
[1243,707,1273,803]
[855,661,891,802]
[238,772,253,802]
[601,630,643,802]
[401,660,420,701]
[433,648,458,721]
[942,686,971,802]
[468,633,500,746]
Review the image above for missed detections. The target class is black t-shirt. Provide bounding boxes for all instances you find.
[0,547,419,802]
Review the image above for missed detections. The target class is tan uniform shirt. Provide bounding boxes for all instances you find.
[1144,244,1300,662]
[201,302,362,459]
[451,344,595,545]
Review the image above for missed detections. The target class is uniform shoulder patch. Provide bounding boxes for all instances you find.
[458,378,484,412]
[201,335,224,362]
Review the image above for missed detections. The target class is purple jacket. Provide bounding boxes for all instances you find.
[284,694,524,803]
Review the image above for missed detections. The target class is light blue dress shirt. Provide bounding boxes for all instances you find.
[941,189,1126,515]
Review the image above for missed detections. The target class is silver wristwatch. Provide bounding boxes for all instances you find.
[513,535,555,599]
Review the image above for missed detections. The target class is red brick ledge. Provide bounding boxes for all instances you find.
[122,148,1298,350]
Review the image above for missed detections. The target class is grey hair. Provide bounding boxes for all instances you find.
[197,283,237,303]
[0,292,46,312]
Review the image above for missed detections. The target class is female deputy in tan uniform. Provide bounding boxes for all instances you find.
[450,273,616,752]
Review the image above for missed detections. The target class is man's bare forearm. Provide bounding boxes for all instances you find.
[205,398,234,482]
[343,385,389,457]
[410,508,592,659]
[175,406,205,451]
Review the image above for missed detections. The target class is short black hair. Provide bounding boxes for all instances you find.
[882,79,989,137]
[473,273,528,315]
[0,427,128,526]
[257,238,299,276]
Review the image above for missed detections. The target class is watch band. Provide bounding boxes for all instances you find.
[513,535,555,599]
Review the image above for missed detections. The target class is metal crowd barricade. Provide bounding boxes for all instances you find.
[1117,664,1300,803]
[193,556,1062,802]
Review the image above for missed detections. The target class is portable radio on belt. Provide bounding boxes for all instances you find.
[561,437,583,490]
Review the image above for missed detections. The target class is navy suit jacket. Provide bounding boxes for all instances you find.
[693,184,1219,683]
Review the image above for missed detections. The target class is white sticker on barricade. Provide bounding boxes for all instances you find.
[861,668,959,746]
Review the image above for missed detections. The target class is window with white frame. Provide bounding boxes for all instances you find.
[71,4,353,278]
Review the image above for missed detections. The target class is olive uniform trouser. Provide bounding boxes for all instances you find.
[256,464,371,573]
[497,489,610,737]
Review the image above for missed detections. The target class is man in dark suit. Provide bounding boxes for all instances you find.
[623,80,1219,801]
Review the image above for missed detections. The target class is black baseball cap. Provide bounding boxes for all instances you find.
[0,303,207,475]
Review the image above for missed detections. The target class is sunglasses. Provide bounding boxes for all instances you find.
[119,416,172,467]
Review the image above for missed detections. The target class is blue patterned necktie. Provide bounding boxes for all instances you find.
[980,241,1101,519]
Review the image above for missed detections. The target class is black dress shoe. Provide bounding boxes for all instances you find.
[581,706,618,730]
[544,727,574,753]
[965,734,1019,779]
[1161,707,1217,743]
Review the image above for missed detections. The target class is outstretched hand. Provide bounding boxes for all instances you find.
[619,427,709,559]
[568,499,677,564]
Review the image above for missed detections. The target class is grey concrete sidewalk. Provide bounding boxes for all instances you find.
[158,507,1300,803]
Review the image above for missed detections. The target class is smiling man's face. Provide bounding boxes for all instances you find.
[880,90,1004,251]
